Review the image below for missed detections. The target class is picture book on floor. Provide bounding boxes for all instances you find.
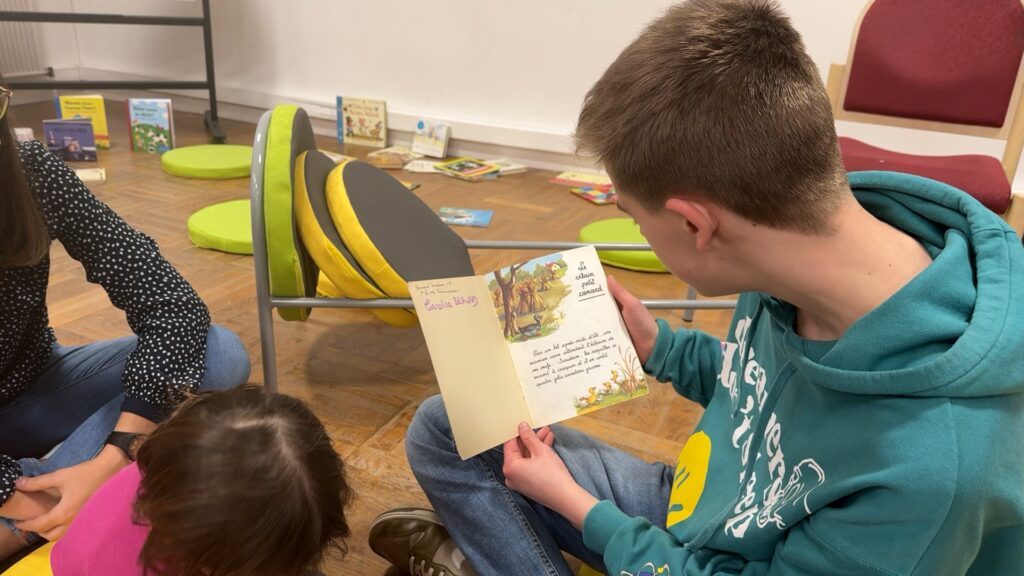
[438,207,494,228]
[550,170,613,191]
[366,146,422,169]
[411,119,450,158]
[127,98,175,154]
[74,167,106,183]
[43,119,98,162]
[409,246,649,458]
[13,127,34,143]
[55,94,109,149]
[434,157,500,182]
[336,96,387,147]
[486,158,527,175]
[404,159,443,174]
[571,186,618,205]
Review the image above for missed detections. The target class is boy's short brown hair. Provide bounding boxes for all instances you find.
[576,0,847,233]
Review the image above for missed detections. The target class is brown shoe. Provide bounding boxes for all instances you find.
[368,508,477,576]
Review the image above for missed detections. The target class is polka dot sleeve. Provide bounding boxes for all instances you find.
[24,141,211,421]
[0,456,19,505]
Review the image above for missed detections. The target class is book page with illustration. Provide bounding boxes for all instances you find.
[488,247,647,427]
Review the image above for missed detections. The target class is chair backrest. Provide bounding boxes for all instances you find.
[827,0,1024,190]
[844,0,1024,128]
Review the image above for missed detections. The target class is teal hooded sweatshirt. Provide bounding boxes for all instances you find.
[582,171,1024,576]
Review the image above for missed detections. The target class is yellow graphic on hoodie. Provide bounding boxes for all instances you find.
[666,431,711,527]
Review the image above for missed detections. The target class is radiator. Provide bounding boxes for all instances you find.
[0,0,45,78]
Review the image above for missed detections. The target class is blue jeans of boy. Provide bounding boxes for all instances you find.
[0,325,250,541]
[406,395,676,576]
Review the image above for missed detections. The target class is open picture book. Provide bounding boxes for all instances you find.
[409,246,649,459]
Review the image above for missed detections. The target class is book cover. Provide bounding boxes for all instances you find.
[486,158,526,175]
[74,167,106,183]
[42,119,98,162]
[550,171,613,191]
[571,186,618,205]
[438,207,494,228]
[336,97,387,148]
[409,246,649,458]
[127,98,175,154]
[411,119,450,158]
[434,157,500,182]
[55,95,109,149]
[404,159,443,174]
[366,146,422,169]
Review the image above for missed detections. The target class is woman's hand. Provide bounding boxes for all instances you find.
[503,423,598,529]
[14,445,128,541]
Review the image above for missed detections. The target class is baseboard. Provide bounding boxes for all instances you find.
[64,67,598,173]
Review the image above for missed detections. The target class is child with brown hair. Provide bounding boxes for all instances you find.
[51,386,353,576]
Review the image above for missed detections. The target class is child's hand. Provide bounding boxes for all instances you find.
[607,276,658,364]
[503,423,598,529]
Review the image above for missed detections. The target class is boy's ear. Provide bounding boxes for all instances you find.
[664,197,718,250]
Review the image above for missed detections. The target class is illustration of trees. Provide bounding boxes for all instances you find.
[494,263,522,338]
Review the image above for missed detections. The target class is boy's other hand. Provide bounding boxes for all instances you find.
[608,275,658,364]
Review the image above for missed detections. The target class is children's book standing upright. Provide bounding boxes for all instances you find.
[336,97,387,148]
[55,94,109,149]
[409,246,649,458]
[127,98,175,154]
[42,119,97,162]
[411,119,450,158]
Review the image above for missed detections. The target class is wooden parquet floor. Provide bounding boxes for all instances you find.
[8,101,735,575]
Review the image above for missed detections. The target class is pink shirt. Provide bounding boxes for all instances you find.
[51,463,149,576]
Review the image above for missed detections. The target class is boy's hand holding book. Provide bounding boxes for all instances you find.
[607,276,658,365]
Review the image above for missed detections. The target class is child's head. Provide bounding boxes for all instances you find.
[134,386,353,576]
[576,0,848,290]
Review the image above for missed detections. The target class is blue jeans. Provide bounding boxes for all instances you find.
[406,395,675,576]
[0,325,250,541]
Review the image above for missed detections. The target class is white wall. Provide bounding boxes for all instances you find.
[20,0,1020,184]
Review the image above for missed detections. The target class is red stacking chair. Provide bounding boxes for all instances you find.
[825,0,1024,236]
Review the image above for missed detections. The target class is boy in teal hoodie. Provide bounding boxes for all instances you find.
[375,1,1024,574]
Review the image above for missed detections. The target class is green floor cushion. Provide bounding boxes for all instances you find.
[325,160,474,297]
[294,151,417,327]
[578,218,668,273]
[161,144,253,179]
[187,199,253,255]
[262,105,319,321]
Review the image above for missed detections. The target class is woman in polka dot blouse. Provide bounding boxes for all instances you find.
[0,84,251,561]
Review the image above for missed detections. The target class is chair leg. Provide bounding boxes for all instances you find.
[683,285,697,322]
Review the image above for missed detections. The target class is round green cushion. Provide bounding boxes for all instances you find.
[187,199,253,255]
[161,144,253,179]
[578,218,668,273]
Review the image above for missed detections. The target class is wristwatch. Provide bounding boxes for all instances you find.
[105,431,148,462]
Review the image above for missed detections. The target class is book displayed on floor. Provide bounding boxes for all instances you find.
[409,246,649,458]
[127,98,176,154]
[434,157,500,182]
[54,94,109,149]
[366,146,422,169]
[571,186,618,205]
[411,119,450,158]
[336,96,387,147]
[437,207,494,228]
[43,119,98,162]
[550,170,614,191]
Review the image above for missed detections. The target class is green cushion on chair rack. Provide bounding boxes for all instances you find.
[578,218,668,273]
[161,144,253,179]
[187,199,253,255]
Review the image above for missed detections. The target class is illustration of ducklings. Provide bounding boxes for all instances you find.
[602,381,617,396]
[586,386,599,406]
[519,313,545,338]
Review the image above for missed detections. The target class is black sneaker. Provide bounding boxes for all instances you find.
[368,508,477,576]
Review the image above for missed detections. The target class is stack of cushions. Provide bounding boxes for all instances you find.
[256,105,474,326]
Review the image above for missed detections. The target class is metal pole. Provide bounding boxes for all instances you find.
[200,0,225,143]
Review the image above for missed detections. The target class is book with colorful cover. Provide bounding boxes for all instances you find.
[127,98,175,154]
[434,157,500,182]
[42,119,97,162]
[412,119,450,158]
[409,246,649,458]
[438,207,494,228]
[571,186,617,205]
[336,97,387,148]
[550,170,613,191]
[366,146,422,169]
[54,95,109,149]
